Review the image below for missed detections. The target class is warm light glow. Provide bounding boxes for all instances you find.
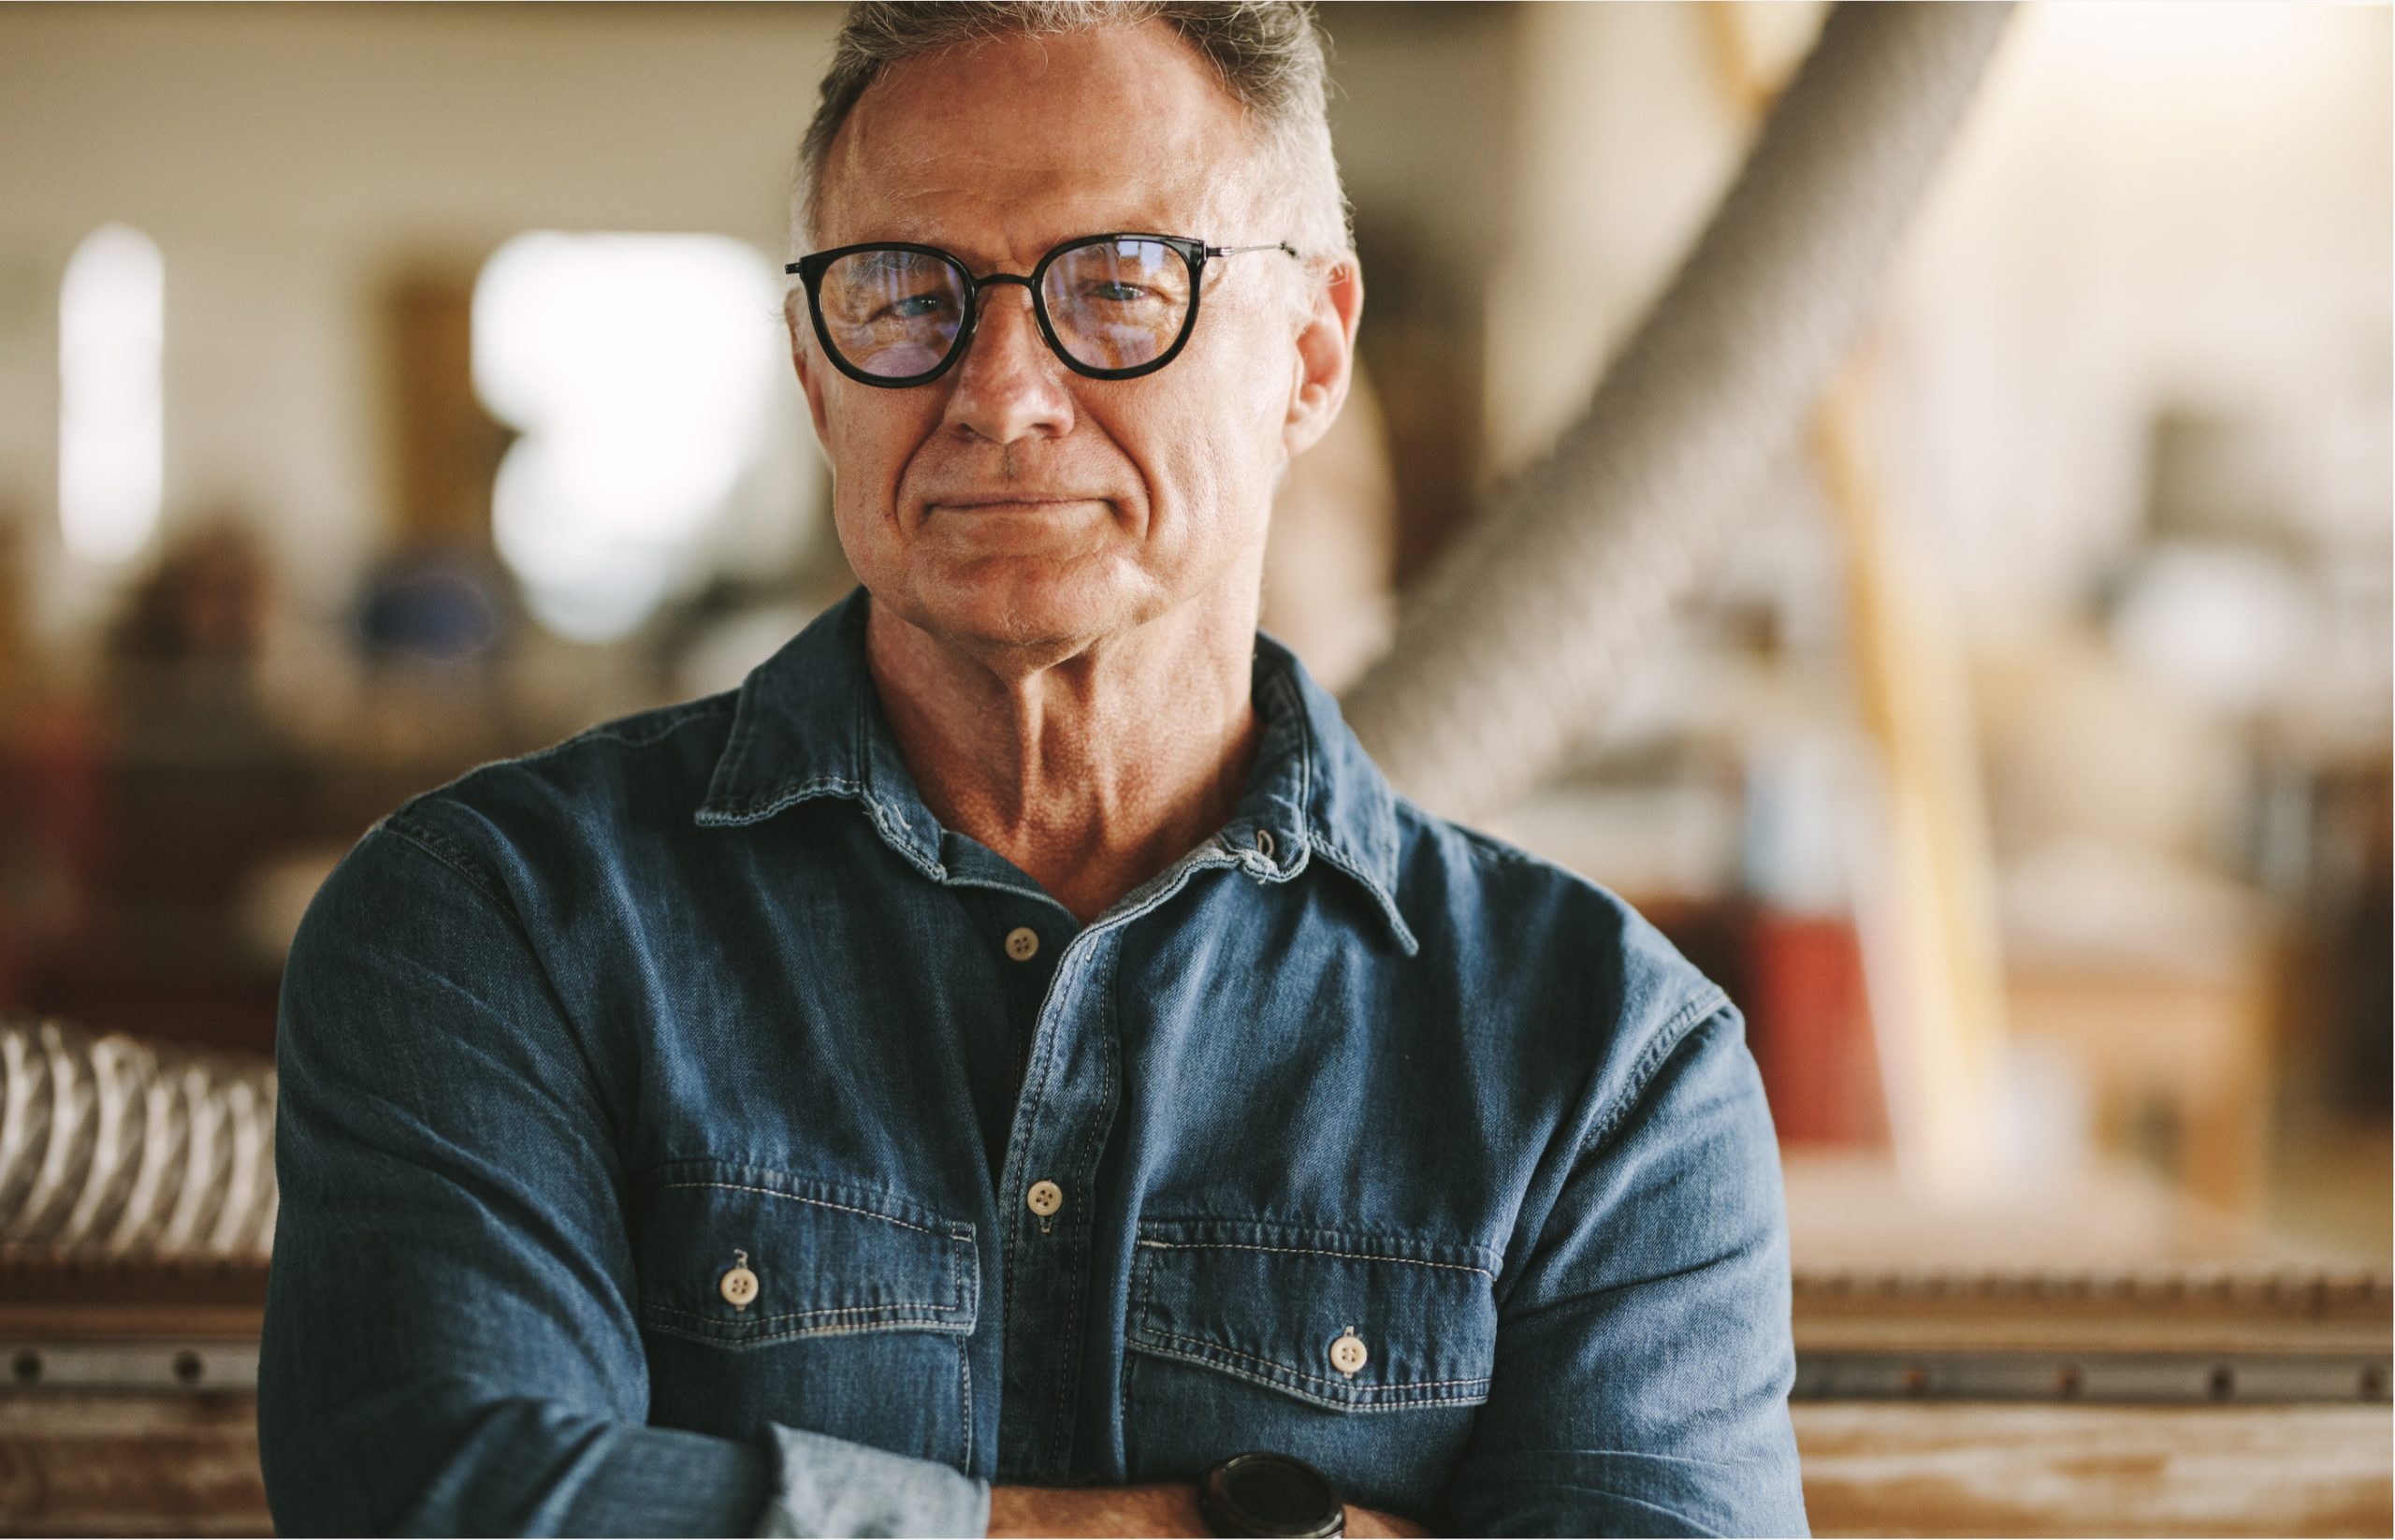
[58,224,165,563]
[472,232,780,642]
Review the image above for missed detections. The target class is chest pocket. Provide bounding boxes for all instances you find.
[1122,1219,1498,1512]
[632,1159,978,1464]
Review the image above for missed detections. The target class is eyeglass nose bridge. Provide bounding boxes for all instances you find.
[951,270,1060,374]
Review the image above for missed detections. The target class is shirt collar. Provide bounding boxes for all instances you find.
[694,587,1415,953]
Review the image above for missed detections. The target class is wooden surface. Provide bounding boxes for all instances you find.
[0,1392,268,1537]
[1793,1267,2390,1358]
[1795,1402,2393,1537]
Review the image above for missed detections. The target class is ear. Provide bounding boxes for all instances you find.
[1282,254,1363,461]
[786,290,833,447]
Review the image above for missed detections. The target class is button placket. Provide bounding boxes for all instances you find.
[993,928,1123,1479]
[992,848,1235,1478]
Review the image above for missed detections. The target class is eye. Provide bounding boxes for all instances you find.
[876,289,955,323]
[1080,281,1155,305]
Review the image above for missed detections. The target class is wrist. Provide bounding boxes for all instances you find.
[1198,1452,1344,1537]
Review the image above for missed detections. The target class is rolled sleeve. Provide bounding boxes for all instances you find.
[755,1427,991,1538]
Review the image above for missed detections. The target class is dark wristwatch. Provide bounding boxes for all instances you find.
[1198,1451,1345,1538]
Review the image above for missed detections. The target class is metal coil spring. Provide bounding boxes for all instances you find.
[0,1016,277,1258]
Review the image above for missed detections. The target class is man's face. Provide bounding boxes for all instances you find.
[795,22,1352,658]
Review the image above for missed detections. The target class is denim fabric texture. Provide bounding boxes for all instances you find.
[257,588,1807,1537]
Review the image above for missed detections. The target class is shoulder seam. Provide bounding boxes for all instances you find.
[1448,824,1545,868]
[375,814,519,919]
[1394,796,1578,875]
[387,694,732,816]
[1578,985,1735,1159]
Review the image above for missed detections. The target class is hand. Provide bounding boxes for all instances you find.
[1343,1504,1430,1538]
[986,1482,1206,1537]
[984,1483,1429,1537]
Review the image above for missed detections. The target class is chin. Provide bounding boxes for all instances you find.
[903,553,1168,654]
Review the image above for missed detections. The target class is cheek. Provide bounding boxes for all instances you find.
[824,397,933,530]
[1146,334,1290,537]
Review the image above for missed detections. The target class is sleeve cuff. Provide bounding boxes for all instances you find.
[752,1424,992,1538]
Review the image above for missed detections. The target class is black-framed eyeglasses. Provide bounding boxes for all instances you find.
[786,232,1299,387]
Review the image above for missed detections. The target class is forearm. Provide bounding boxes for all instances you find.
[986,1482,1428,1538]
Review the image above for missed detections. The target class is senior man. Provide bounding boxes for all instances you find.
[259,3,1807,1535]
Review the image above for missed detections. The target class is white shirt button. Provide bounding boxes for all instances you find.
[1329,1331,1369,1376]
[720,1259,760,1311]
[1005,926,1040,962]
[1025,1179,1064,1217]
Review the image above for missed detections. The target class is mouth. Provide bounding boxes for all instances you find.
[928,493,1104,512]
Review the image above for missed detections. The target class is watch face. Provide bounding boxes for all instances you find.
[1206,1452,1343,1538]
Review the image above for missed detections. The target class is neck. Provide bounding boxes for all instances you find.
[864,581,1262,925]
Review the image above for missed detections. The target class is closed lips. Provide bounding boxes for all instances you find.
[932,494,1098,508]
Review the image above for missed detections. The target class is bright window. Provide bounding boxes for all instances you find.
[472,232,782,642]
[58,224,165,563]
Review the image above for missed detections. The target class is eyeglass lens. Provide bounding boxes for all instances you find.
[815,238,1192,380]
[817,249,966,380]
[1039,238,1191,372]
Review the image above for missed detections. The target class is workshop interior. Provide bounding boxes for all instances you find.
[0,2,2388,1534]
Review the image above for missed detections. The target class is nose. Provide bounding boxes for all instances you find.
[941,283,1074,446]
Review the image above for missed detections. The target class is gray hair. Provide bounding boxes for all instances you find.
[791,1,1352,262]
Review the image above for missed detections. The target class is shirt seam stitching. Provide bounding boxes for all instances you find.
[1134,1328,1493,1393]
[638,1316,969,1348]
[378,815,517,915]
[367,814,635,1229]
[1125,1339,1492,1411]
[1044,935,1122,1470]
[651,1180,955,1238]
[1579,987,1734,1159]
[644,1300,962,1327]
[1133,1238,1493,1279]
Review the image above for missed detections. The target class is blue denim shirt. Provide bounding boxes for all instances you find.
[258,588,1806,1537]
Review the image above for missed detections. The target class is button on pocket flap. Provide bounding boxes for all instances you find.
[634,1163,977,1348]
[1127,1221,1499,1412]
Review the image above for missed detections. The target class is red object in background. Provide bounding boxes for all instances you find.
[1645,900,1888,1148]
[0,693,288,1054]
[0,697,113,951]
[1740,910,1887,1146]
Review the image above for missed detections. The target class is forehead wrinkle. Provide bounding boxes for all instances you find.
[829,152,1248,265]
[818,23,1270,256]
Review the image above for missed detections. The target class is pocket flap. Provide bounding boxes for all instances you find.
[634,1162,977,1348]
[1127,1221,1499,1412]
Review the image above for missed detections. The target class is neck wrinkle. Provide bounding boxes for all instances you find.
[863,583,1263,923]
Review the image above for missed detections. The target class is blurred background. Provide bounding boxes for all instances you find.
[0,2,2386,1533]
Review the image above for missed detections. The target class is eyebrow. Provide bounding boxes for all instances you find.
[844,248,946,282]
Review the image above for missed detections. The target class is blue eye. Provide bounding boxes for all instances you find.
[887,291,953,321]
[1081,282,1152,305]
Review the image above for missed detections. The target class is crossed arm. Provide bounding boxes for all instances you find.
[258,826,1803,1536]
